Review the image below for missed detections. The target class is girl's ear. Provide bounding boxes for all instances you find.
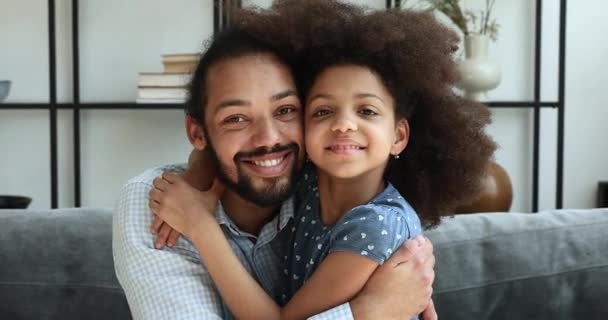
[185,115,207,150]
[391,118,409,156]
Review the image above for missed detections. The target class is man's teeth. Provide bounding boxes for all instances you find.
[253,158,283,167]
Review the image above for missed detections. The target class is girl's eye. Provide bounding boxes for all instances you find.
[312,108,332,117]
[359,108,378,116]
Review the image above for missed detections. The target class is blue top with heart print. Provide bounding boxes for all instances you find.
[279,168,423,309]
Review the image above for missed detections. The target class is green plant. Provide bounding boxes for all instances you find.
[425,0,500,41]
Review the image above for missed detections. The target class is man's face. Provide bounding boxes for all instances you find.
[203,53,305,207]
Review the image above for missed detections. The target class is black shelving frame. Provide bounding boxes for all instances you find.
[2,0,566,211]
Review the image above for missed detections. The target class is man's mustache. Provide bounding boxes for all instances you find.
[234,143,299,161]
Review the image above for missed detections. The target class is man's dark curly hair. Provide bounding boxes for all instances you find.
[233,0,497,228]
[184,27,295,125]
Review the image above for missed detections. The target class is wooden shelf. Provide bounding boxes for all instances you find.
[1,101,558,110]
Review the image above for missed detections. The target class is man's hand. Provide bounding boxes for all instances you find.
[149,172,224,239]
[351,235,436,320]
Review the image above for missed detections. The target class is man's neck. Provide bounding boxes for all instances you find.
[219,190,279,236]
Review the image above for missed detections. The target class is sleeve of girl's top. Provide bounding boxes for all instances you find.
[329,205,410,265]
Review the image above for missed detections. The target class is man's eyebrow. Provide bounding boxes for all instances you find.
[271,89,298,101]
[214,90,297,110]
[216,99,251,110]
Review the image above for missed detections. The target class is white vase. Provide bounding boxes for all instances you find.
[457,34,501,101]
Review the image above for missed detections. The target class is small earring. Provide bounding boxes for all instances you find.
[394,154,400,160]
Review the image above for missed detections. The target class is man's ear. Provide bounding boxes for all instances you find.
[185,115,207,150]
[391,118,409,156]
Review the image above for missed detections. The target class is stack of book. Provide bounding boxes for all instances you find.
[136,53,200,104]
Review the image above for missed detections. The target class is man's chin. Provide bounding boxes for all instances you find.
[218,173,294,208]
[243,177,293,207]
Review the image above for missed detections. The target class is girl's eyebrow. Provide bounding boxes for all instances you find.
[307,93,333,104]
[354,93,385,104]
[308,93,385,104]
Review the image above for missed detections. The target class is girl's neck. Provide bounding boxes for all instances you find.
[317,168,385,226]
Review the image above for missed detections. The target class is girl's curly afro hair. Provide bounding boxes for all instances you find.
[233,0,497,228]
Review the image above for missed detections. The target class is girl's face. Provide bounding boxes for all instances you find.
[305,64,409,179]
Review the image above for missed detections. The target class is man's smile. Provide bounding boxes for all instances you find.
[240,151,293,177]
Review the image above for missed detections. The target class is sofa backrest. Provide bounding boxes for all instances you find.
[426,208,608,320]
[2,207,607,320]
[0,208,131,320]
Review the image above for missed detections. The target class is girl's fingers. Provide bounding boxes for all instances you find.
[167,229,182,247]
[149,188,162,202]
[162,171,180,184]
[150,215,164,234]
[153,176,170,191]
[149,200,160,215]
[155,223,172,249]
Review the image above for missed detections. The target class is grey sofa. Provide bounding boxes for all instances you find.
[1,208,607,319]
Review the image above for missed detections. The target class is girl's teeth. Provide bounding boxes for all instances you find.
[253,158,282,167]
[332,145,360,150]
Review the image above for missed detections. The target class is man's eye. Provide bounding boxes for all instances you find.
[312,109,332,117]
[358,108,378,116]
[277,106,296,115]
[224,116,246,123]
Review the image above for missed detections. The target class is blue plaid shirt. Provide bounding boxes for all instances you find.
[113,164,353,319]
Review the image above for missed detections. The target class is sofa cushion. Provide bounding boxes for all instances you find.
[0,208,131,320]
[426,208,608,320]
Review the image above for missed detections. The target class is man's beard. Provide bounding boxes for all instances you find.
[204,133,300,207]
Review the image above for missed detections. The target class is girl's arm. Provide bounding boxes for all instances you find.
[189,219,282,320]
[192,224,378,320]
[151,173,379,319]
[281,252,378,320]
[149,172,281,319]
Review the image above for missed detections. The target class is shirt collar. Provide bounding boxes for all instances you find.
[214,196,295,238]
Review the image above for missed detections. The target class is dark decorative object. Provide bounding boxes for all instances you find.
[0,196,32,209]
[455,161,513,213]
[598,181,608,208]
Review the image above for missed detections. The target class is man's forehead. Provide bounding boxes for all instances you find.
[207,52,290,77]
[204,53,297,108]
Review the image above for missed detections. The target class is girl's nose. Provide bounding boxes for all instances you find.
[330,117,357,133]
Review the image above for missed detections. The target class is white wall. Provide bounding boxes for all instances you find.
[0,0,606,210]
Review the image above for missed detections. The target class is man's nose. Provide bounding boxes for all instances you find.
[251,116,281,148]
[330,114,358,133]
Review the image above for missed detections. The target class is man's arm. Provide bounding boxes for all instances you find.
[350,236,436,320]
[113,177,225,319]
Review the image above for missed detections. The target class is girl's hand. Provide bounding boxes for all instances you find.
[150,149,215,249]
[150,215,182,249]
[149,172,224,239]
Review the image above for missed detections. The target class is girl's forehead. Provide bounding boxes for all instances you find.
[307,64,393,102]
